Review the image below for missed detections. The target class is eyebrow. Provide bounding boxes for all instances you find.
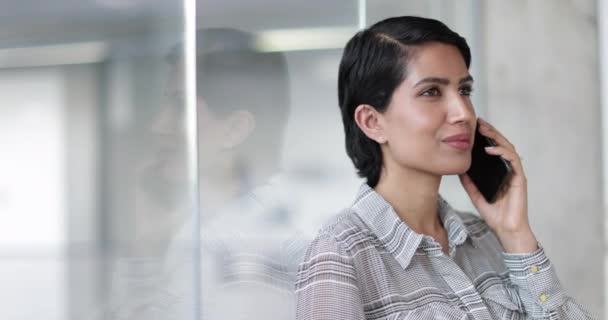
[413,75,474,88]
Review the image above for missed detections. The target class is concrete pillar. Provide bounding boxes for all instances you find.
[483,0,603,317]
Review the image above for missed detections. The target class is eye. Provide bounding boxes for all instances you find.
[459,86,473,96]
[421,87,440,97]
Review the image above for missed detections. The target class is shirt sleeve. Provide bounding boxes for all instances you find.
[502,244,596,319]
[295,234,366,320]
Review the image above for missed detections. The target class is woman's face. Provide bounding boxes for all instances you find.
[379,42,476,176]
[144,65,225,198]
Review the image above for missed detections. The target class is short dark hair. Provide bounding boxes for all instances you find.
[337,16,471,187]
[168,28,290,184]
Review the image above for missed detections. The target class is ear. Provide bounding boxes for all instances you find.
[219,110,256,149]
[353,104,386,144]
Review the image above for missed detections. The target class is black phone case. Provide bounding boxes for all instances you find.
[466,122,513,203]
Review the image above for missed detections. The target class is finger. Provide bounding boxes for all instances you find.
[478,120,515,151]
[478,118,515,151]
[484,146,526,181]
[459,173,490,213]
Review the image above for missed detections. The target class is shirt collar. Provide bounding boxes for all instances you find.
[351,183,470,269]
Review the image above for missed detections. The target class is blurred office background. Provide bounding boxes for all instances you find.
[0,0,604,319]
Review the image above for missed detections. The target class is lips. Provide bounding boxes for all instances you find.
[442,133,472,150]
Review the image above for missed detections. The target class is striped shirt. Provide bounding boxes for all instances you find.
[295,183,595,319]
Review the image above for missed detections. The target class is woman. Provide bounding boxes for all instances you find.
[109,28,298,320]
[295,16,595,319]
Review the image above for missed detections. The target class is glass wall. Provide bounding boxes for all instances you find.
[1,0,603,319]
[192,1,362,319]
[0,1,195,319]
[0,1,483,319]
[188,1,482,319]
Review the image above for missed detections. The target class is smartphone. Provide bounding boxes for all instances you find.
[466,120,513,203]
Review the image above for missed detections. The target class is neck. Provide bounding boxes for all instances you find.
[199,162,271,213]
[373,162,443,236]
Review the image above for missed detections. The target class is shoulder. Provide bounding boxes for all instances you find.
[302,208,367,258]
[297,207,372,271]
[295,208,365,291]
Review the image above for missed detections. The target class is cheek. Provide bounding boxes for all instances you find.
[384,105,447,166]
[386,105,443,143]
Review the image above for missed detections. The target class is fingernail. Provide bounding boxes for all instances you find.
[484,146,494,151]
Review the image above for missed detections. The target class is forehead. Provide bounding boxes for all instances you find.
[403,42,469,82]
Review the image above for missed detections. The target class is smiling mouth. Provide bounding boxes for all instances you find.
[443,140,471,151]
[442,136,472,151]
[441,131,472,151]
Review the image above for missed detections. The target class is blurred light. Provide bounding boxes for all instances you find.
[0,70,66,252]
[256,27,357,52]
[0,42,108,68]
[95,0,146,9]
[358,0,366,29]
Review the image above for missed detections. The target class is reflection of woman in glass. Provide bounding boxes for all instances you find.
[295,16,594,319]
[110,29,299,320]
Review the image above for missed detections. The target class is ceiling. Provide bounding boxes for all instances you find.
[0,0,361,47]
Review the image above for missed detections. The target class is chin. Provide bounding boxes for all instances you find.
[436,159,471,175]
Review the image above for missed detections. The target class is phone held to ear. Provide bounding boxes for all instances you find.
[466,120,513,203]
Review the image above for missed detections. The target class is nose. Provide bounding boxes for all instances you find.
[447,93,475,125]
